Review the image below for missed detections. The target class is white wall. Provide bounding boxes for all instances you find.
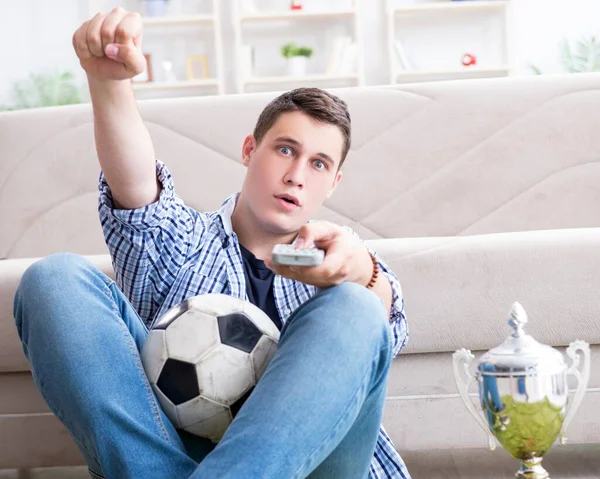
[0,0,89,105]
[0,0,598,106]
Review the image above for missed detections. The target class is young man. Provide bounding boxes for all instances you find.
[14,7,410,479]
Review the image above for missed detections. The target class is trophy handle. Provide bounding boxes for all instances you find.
[452,348,497,450]
[560,340,591,444]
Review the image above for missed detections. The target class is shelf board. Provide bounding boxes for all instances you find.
[396,66,509,75]
[395,66,510,80]
[244,74,359,85]
[142,15,215,27]
[240,9,356,23]
[132,79,219,91]
[393,1,509,14]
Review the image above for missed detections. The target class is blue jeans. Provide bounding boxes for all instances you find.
[13,253,393,479]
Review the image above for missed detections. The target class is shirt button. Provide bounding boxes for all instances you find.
[284,308,291,315]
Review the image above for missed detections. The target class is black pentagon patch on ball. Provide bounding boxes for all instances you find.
[217,313,262,353]
[230,387,254,418]
[157,358,200,405]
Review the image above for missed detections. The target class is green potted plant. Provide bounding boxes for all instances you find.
[281,42,313,76]
[529,35,600,75]
[1,70,82,111]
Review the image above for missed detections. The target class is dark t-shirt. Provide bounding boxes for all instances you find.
[239,244,282,331]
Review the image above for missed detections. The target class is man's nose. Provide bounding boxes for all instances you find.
[283,159,305,187]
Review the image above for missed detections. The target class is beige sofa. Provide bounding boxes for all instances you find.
[1,73,600,473]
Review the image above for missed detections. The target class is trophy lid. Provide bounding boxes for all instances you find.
[477,302,566,377]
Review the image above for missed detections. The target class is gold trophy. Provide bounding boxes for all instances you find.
[453,302,590,478]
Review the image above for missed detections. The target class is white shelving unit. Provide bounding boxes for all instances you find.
[393,0,508,13]
[141,15,216,27]
[239,9,357,22]
[232,0,364,94]
[131,79,220,91]
[243,73,360,85]
[87,0,226,96]
[387,0,513,84]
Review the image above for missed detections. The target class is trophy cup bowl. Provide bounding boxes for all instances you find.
[453,302,591,479]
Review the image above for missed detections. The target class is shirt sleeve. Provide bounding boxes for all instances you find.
[344,227,409,358]
[368,245,409,358]
[98,159,207,324]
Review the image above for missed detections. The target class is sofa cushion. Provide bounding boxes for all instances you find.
[0,256,114,373]
[370,227,600,354]
[2,74,600,259]
[3,227,600,372]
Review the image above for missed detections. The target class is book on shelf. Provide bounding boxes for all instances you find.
[394,39,414,70]
[326,36,355,75]
[241,45,255,78]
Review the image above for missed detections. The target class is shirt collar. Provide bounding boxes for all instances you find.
[216,192,239,238]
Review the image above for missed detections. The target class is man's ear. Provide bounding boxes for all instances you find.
[327,170,343,198]
[242,135,257,167]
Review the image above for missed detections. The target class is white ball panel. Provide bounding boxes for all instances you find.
[153,384,181,428]
[187,294,280,340]
[185,407,233,444]
[196,345,255,406]
[141,330,168,385]
[165,310,220,363]
[186,294,246,316]
[177,395,231,429]
[249,335,278,383]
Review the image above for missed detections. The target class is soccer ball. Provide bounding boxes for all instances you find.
[140,294,280,443]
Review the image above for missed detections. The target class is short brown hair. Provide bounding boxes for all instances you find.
[253,87,352,167]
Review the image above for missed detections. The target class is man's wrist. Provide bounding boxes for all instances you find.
[88,75,135,107]
[352,247,375,287]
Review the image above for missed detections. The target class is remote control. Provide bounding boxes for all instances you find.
[271,244,325,267]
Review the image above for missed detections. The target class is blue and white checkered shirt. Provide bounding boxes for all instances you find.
[98,160,411,479]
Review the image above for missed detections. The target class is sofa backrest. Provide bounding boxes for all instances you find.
[1,73,599,259]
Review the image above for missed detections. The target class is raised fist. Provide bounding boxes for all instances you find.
[72,7,146,81]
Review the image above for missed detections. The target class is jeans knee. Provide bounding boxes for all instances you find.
[19,253,91,291]
[14,253,95,328]
[323,282,392,353]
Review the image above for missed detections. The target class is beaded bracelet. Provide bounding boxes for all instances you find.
[366,253,380,289]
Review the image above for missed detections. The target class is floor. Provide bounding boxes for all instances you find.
[402,444,600,478]
[1,444,599,478]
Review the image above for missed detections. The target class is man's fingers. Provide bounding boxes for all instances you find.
[296,221,338,249]
[104,11,144,74]
[73,21,93,61]
[114,11,143,47]
[105,43,146,76]
[101,7,131,54]
[86,12,108,57]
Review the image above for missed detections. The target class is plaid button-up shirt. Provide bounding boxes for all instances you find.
[99,160,411,479]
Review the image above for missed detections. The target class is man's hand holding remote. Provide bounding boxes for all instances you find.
[265,221,371,287]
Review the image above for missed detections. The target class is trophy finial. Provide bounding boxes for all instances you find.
[508,301,527,337]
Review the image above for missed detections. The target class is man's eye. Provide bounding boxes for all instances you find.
[314,160,326,170]
[280,147,292,156]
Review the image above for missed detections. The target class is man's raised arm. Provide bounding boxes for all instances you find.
[73,7,159,210]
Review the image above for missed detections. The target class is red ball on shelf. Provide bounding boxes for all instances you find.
[461,53,477,67]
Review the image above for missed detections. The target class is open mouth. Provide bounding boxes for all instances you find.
[276,194,300,207]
